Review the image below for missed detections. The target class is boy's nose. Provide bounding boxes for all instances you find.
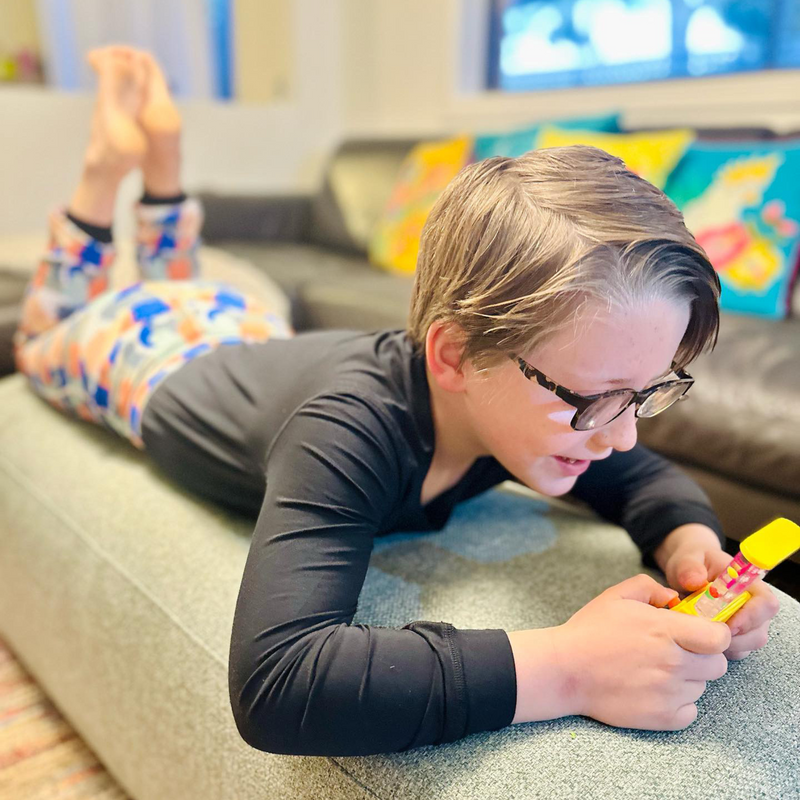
[592,403,638,452]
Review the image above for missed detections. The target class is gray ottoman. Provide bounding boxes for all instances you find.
[0,373,798,800]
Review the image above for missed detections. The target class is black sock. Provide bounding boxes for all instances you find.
[140,190,187,206]
[66,211,113,244]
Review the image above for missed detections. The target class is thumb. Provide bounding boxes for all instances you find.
[604,573,681,608]
[673,553,709,592]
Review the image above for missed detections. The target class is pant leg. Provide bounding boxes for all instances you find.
[17,277,295,450]
[135,196,204,281]
[14,208,116,358]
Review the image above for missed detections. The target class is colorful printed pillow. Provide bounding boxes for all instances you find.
[535,126,696,189]
[368,135,474,275]
[664,140,800,319]
[474,112,620,161]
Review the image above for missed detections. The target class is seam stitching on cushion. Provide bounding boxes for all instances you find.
[327,760,384,799]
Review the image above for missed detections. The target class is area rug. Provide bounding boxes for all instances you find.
[0,635,128,799]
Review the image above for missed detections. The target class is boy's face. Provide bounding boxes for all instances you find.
[460,297,692,497]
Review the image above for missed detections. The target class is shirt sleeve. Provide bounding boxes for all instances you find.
[227,390,517,757]
[568,442,727,570]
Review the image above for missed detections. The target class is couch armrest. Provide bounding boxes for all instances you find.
[195,192,312,244]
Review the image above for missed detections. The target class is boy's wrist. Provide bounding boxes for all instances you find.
[507,625,581,724]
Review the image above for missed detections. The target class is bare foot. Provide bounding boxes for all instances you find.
[138,52,183,198]
[83,46,148,178]
[67,47,147,226]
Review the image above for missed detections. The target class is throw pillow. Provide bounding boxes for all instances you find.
[368,135,474,276]
[474,112,620,160]
[664,140,800,319]
[535,126,696,189]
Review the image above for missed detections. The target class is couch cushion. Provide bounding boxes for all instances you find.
[308,139,420,254]
[197,192,311,243]
[206,240,368,297]
[1,372,799,799]
[298,267,413,330]
[638,311,800,499]
[0,269,27,376]
[207,241,412,331]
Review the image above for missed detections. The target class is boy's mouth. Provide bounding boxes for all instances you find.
[551,455,591,475]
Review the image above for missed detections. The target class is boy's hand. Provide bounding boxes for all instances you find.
[661,528,781,661]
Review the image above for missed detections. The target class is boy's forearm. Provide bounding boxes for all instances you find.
[506,626,581,724]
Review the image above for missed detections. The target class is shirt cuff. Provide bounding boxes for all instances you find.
[458,628,518,737]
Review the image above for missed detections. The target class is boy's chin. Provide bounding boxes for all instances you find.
[522,461,579,497]
[536,476,578,497]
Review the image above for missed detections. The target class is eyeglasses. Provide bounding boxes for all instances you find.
[510,354,694,431]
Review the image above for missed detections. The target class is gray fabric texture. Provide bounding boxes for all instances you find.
[0,373,798,800]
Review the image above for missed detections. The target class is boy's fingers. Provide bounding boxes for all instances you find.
[728,583,780,635]
[726,620,770,657]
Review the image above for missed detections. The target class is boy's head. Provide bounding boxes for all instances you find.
[407,144,720,377]
[407,145,721,496]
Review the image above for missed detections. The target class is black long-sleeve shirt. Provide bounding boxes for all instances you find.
[140,328,726,757]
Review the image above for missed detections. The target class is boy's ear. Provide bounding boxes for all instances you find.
[425,321,469,392]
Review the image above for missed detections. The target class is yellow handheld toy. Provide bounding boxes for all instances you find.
[666,517,800,623]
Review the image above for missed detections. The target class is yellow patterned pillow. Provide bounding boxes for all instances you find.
[535,126,696,189]
[368,135,474,275]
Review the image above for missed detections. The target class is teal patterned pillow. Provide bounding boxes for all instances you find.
[664,140,800,319]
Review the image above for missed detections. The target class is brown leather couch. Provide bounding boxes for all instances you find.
[2,137,799,562]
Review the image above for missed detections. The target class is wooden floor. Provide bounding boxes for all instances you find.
[0,637,129,799]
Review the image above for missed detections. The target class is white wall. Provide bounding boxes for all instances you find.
[3,0,800,239]
[0,0,343,237]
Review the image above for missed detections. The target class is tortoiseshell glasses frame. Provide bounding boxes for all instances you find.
[510,354,694,431]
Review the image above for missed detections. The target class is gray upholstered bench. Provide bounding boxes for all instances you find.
[1,372,798,800]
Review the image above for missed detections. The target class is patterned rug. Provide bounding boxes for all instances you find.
[0,636,128,799]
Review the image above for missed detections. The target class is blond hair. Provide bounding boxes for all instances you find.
[407,145,721,375]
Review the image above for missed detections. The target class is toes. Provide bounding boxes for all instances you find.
[86,46,110,71]
[131,53,149,93]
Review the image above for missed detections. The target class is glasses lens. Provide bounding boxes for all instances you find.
[574,392,634,431]
[638,382,689,417]
[574,383,690,431]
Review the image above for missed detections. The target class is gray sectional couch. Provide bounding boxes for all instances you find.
[1,136,800,799]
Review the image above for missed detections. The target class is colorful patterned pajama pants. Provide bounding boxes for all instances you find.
[14,198,295,449]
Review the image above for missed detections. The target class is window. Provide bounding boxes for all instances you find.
[489,0,800,92]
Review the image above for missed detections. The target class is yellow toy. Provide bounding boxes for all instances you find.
[667,517,800,623]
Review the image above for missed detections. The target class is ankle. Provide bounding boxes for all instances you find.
[142,177,182,199]
[142,147,181,198]
[68,169,124,228]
